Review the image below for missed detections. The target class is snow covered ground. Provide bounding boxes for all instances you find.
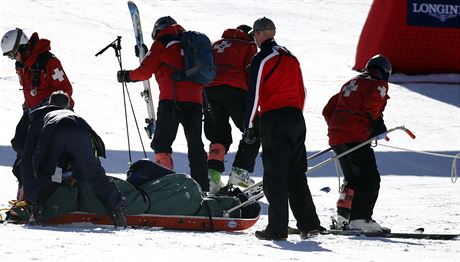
[1,0,459,261]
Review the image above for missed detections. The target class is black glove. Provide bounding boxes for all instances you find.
[369,117,387,138]
[243,128,257,145]
[117,70,132,83]
[134,44,148,58]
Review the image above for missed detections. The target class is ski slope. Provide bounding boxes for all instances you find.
[1,1,459,261]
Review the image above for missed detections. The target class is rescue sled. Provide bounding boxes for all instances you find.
[3,171,261,232]
[44,211,259,232]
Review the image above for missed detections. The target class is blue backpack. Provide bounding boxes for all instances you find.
[173,31,216,85]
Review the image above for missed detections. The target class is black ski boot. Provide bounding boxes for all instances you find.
[255,227,288,241]
[109,197,128,229]
[300,226,327,239]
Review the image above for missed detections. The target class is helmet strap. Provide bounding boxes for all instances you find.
[4,28,24,59]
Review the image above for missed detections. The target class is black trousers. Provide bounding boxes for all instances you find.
[332,143,381,220]
[204,85,260,172]
[11,111,31,186]
[33,124,122,211]
[260,107,320,235]
[151,100,209,191]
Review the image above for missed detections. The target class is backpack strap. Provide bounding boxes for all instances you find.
[33,52,54,70]
[31,52,54,88]
[157,35,180,47]
[193,200,215,231]
[156,35,184,111]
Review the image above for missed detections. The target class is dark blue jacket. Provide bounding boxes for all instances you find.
[22,107,105,203]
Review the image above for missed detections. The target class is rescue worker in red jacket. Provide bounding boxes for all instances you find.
[322,54,391,232]
[245,18,323,240]
[204,25,259,193]
[117,16,209,191]
[1,28,74,199]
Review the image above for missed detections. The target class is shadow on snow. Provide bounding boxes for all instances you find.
[0,145,457,178]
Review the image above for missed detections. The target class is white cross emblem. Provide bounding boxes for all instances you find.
[377,86,387,97]
[341,80,358,97]
[214,41,232,53]
[52,68,65,82]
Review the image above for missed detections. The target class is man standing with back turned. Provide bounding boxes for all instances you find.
[245,17,323,240]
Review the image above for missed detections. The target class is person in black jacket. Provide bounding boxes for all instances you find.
[18,91,127,228]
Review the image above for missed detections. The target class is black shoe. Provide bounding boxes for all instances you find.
[109,197,128,229]
[255,228,288,241]
[300,226,327,239]
[110,208,128,229]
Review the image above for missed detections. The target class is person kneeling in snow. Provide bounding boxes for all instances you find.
[12,91,127,228]
[322,54,391,232]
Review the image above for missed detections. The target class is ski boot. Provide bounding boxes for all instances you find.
[228,167,255,187]
[109,197,128,229]
[208,168,225,194]
[348,219,391,233]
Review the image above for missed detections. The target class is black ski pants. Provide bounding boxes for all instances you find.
[332,143,381,220]
[204,85,260,172]
[11,110,30,186]
[260,107,321,235]
[36,124,122,211]
[151,100,209,191]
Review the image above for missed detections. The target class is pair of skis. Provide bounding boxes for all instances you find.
[127,1,155,139]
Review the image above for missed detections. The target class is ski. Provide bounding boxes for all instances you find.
[288,226,459,240]
[127,1,156,138]
[321,229,459,240]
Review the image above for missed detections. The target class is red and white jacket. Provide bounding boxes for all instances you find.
[322,73,389,145]
[129,24,203,104]
[245,39,306,129]
[207,28,257,91]
[15,32,74,110]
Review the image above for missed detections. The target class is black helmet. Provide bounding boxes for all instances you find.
[237,24,252,34]
[151,16,177,39]
[365,54,392,81]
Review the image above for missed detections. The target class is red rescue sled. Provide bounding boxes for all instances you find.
[44,212,259,232]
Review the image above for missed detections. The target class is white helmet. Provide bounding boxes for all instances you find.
[1,28,29,59]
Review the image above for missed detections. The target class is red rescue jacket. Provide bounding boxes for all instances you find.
[245,39,306,129]
[207,29,257,91]
[129,24,203,104]
[15,33,74,110]
[323,73,389,145]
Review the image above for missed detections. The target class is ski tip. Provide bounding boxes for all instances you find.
[127,1,136,8]
[320,186,331,193]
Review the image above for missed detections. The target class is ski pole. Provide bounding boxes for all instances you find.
[95,37,148,163]
[95,37,133,163]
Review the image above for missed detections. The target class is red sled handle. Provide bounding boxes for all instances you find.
[385,126,416,141]
[404,127,416,139]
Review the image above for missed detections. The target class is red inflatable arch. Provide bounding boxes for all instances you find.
[354,0,460,74]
